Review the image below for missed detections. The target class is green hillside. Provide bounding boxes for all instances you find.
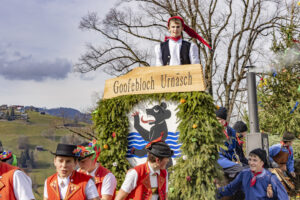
[0,111,82,199]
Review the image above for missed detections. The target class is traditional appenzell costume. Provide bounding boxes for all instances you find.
[43,143,99,200]
[233,120,248,165]
[120,139,174,200]
[155,16,212,66]
[0,162,35,200]
[218,148,289,200]
[75,140,117,199]
[0,140,34,200]
[216,107,248,179]
[269,132,296,173]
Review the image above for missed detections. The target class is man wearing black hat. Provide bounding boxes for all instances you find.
[217,148,288,199]
[43,144,100,200]
[215,107,247,179]
[116,141,173,200]
[233,120,248,165]
[269,132,297,178]
[233,121,248,144]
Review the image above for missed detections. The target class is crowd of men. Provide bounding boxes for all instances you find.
[215,107,297,199]
[0,107,298,200]
[0,138,174,200]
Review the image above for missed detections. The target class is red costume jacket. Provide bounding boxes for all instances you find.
[126,162,167,200]
[0,162,18,200]
[94,165,116,199]
[46,171,92,200]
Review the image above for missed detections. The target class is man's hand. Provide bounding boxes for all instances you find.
[267,184,273,198]
[290,172,296,178]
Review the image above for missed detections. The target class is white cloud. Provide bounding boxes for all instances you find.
[0,46,72,81]
[0,0,116,109]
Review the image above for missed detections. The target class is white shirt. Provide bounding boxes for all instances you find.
[121,162,168,200]
[155,38,200,66]
[12,170,35,200]
[43,174,99,199]
[83,166,117,196]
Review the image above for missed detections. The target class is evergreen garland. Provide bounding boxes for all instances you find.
[93,91,224,199]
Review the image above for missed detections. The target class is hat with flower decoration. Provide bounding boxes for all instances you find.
[0,150,12,161]
[74,140,101,164]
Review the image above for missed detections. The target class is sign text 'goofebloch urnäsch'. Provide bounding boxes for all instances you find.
[103,64,206,99]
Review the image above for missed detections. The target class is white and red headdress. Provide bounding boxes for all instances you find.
[167,16,212,50]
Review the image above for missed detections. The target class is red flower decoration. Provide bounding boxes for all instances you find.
[186,176,191,182]
[112,132,116,138]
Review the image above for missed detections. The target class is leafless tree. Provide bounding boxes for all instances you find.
[75,0,296,122]
[41,128,56,141]
[57,125,97,140]
[60,134,87,145]
[53,118,97,141]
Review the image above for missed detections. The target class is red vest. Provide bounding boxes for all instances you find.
[94,165,116,199]
[46,171,91,200]
[126,162,167,200]
[0,162,18,200]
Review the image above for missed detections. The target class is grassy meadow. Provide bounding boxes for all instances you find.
[0,111,73,199]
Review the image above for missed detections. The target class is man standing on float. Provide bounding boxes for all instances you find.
[155,16,212,66]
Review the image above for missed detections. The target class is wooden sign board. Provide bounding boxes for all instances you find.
[103,64,206,99]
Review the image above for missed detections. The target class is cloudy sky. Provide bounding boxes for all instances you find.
[0,0,118,111]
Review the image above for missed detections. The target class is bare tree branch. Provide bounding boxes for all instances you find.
[75,0,298,122]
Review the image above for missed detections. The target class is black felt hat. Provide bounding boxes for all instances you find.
[282,132,296,141]
[215,107,227,120]
[233,121,248,133]
[249,148,269,168]
[146,142,174,158]
[51,144,78,157]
